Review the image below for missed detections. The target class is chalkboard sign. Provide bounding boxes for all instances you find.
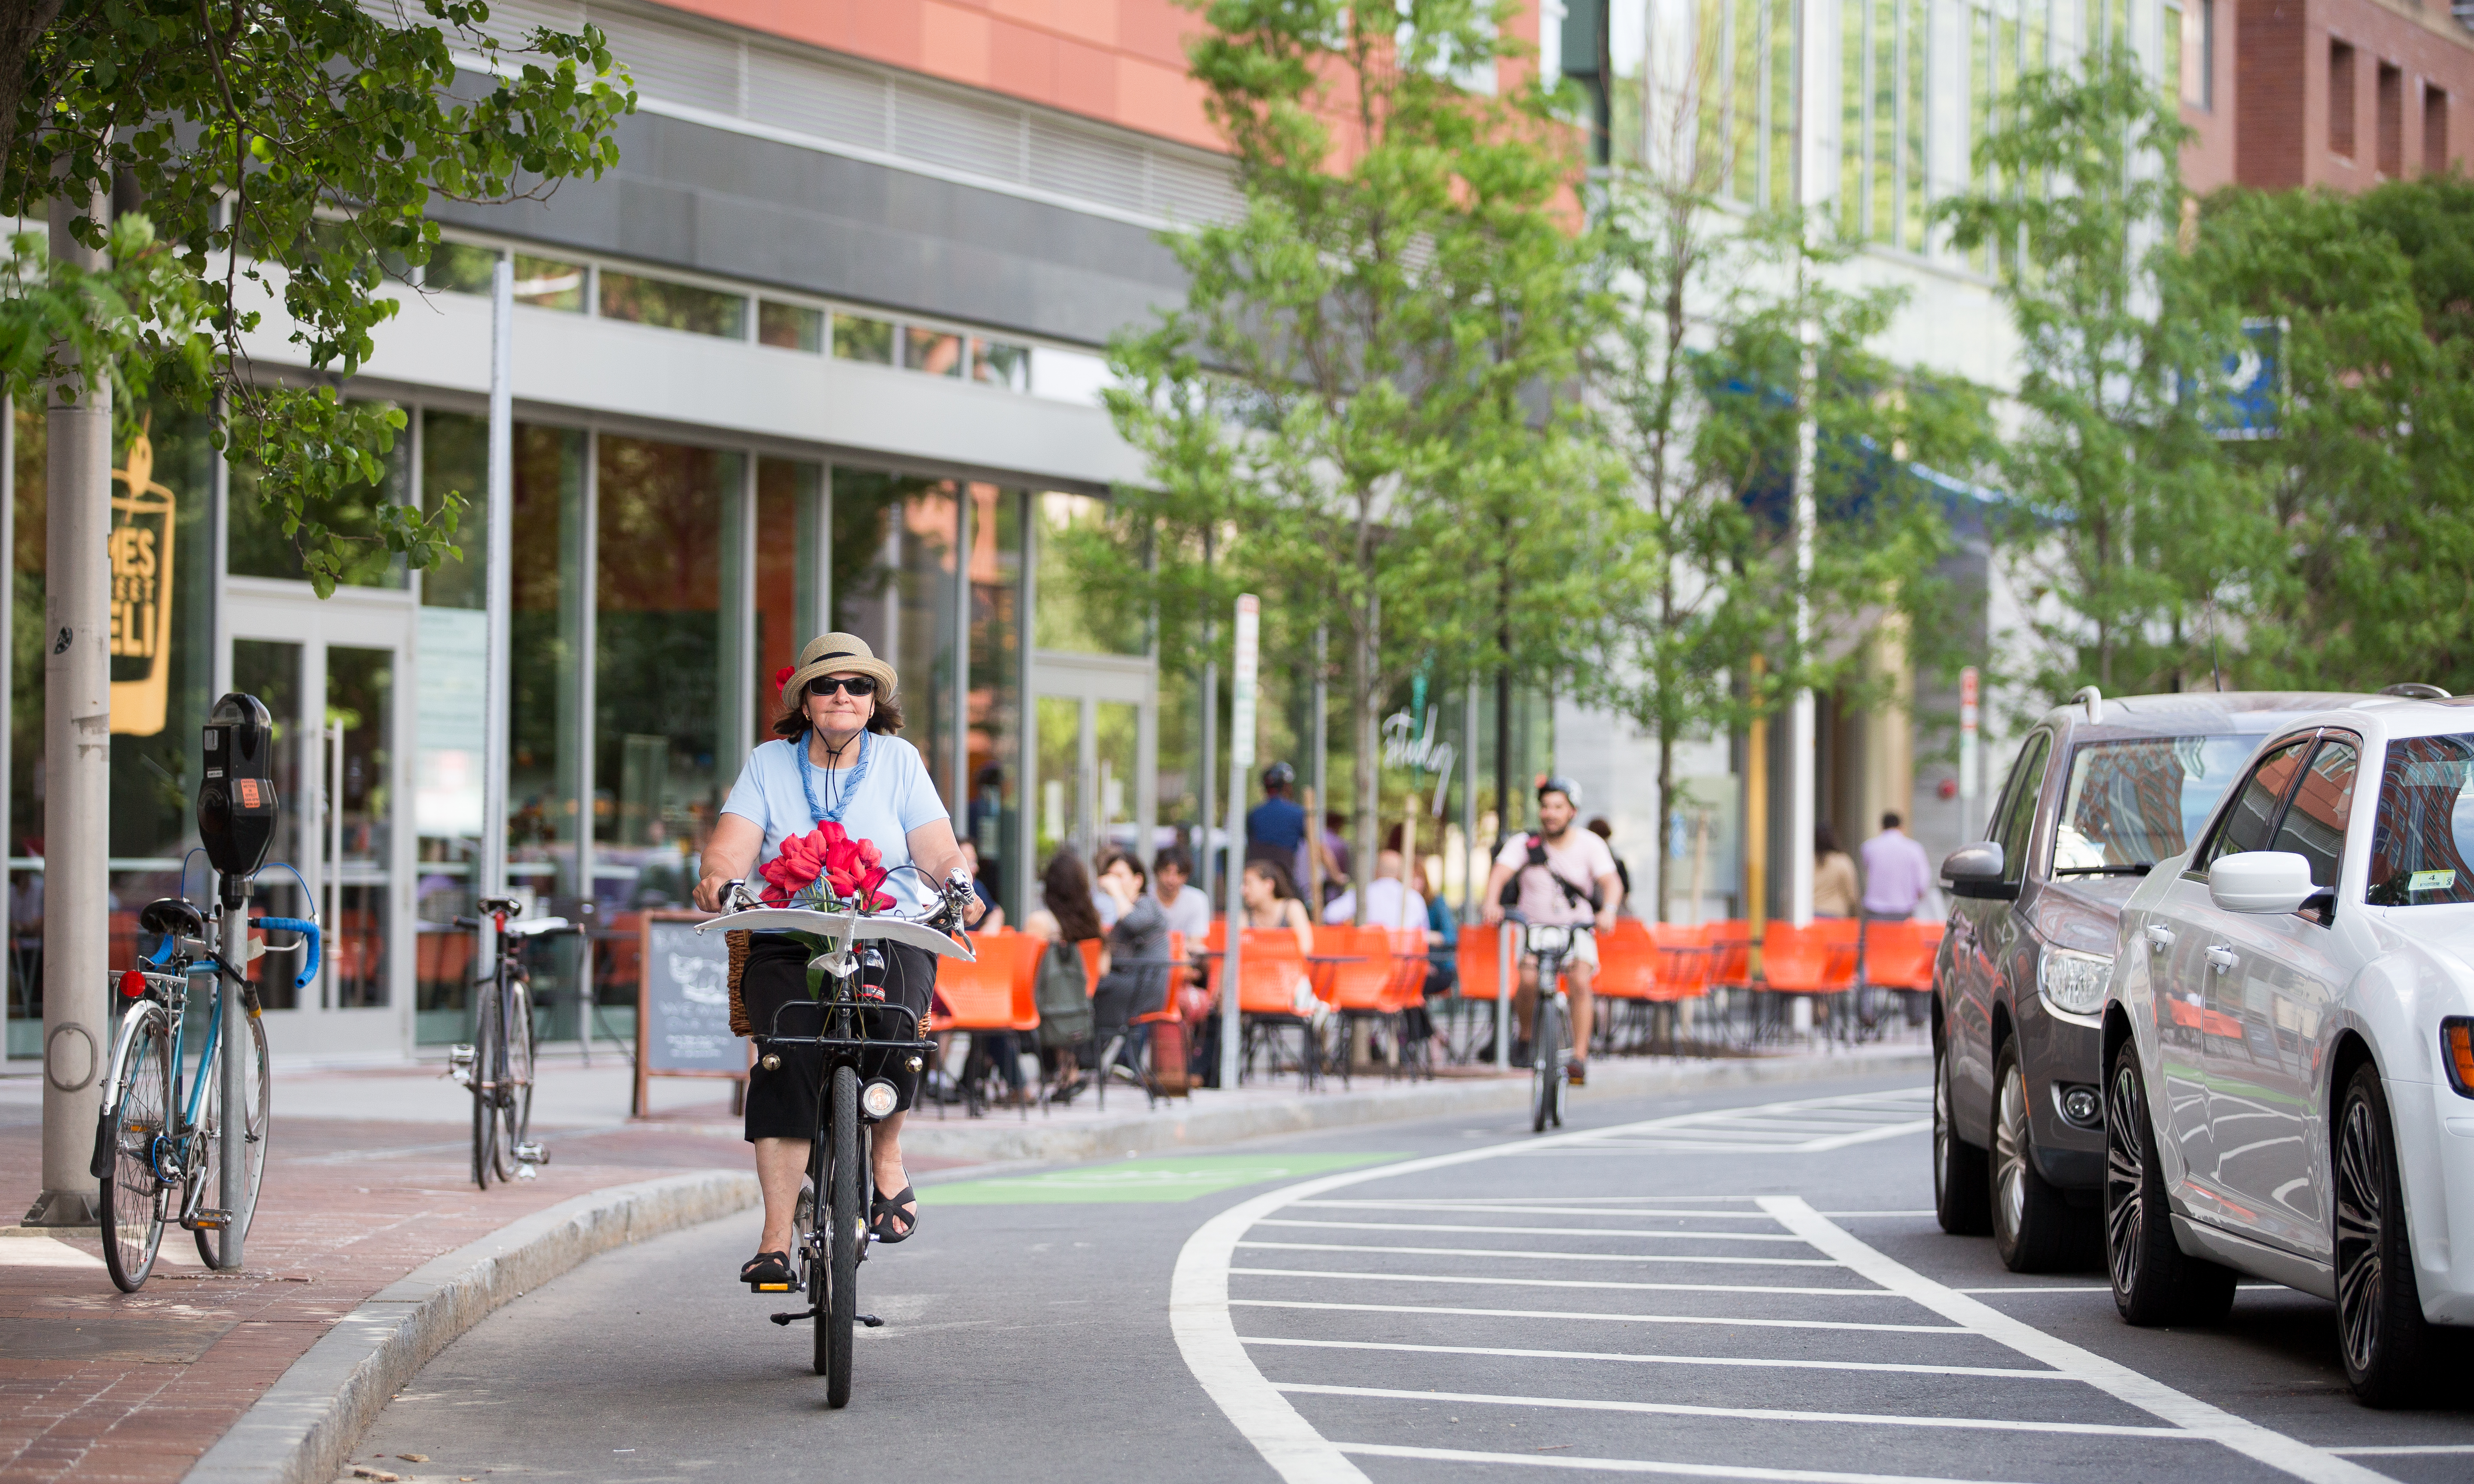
[633,910,746,1117]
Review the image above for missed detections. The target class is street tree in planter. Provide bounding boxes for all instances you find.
[0,0,634,594]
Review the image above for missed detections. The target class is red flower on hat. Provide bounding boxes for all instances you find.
[759,821,894,911]
[773,664,797,696]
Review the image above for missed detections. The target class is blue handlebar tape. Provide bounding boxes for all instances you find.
[253,916,323,991]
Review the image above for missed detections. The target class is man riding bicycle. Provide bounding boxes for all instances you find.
[1482,777,1623,1086]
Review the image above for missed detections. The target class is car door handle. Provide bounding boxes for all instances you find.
[2204,946,2237,974]
[2145,925,2175,953]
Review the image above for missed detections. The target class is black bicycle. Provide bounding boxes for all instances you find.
[451,898,582,1188]
[1520,918,1579,1134]
[700,876,975,1408]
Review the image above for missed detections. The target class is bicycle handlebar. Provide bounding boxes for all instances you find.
[253,916,322,991]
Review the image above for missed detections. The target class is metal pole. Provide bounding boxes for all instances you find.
[1495,920,1511,1072]
[30,182,111,1228]
[1197,529,1216,904]
[1217,595,1258,1092]
[1311,624,1327,870]
[216,892,247,1265]
[1959,666,1981,841]
[1461,680,1477,921]
[479,259,513,981]
[1788,318,1817,931]
[327,721,343,1009]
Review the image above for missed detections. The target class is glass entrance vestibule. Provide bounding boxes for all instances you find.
[3,398,1161,1065]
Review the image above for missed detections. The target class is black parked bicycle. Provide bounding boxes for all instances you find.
[450,898,581,1188]
[699,875,975,1408]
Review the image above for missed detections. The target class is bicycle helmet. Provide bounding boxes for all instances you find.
[1263,761,1296,790]
[1537,776,1583,806]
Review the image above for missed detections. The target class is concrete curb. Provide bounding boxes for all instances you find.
[183,1170,759,1484]
[897,1047,1932,1165]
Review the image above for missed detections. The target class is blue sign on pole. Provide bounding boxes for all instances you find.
[2205,317,2284,441]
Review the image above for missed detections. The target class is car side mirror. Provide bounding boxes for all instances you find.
[1943,842,2014,900]
[2208,851,2318,914]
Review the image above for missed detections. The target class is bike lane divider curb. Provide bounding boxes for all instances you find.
[183,1169,758,1484]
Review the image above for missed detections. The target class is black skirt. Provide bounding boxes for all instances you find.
[741,933,938,1142]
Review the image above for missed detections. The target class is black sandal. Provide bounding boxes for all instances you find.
[741,1250,795,1290]
[869,1185,919,1244]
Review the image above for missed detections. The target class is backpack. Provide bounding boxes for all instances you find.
[1033,939,1095,1049]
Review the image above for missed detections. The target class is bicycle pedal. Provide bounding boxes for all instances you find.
[515,1165,538,1180]
[189,1208,231,1231]
[445,1045,476,1087]
[750,1280,795,1292]
[514,1143,549,1165]
[858,1314,884,1328]
[769,1307,817,1325]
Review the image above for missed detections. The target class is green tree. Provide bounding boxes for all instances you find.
[1938,44,2255,704]
[1104,0,1614,915]
[0,0,633,594]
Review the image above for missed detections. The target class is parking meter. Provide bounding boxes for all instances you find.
[198,692,278,906]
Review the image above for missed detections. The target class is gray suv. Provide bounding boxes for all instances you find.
[1931,689,2378,1270]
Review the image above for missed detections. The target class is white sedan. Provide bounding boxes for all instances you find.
[2105,694,2474,1405]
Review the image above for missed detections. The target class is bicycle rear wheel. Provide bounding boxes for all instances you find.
[101,1013,173,1293]
[472,981,501,1189]
[193,1008,271,1268]
[824,1063,861,1408]
[491,980,534,1182]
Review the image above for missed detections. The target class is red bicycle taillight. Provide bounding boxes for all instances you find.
[119,970,145,999]
[2443,1019,2474,1097]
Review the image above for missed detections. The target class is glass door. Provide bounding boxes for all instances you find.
[1029,651,1156,875]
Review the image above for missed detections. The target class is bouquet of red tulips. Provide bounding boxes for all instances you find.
[759,820,895,913]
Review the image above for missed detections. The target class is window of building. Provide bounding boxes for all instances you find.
[2378,62,2404,176]
[2194,0,2215,109]
[2428,86,2451,173]
[1706,0,1794,211]
[1843,0,1932,245]
[599,271,748,338]
[833,313,895,364]
[2331,40,2357,159]
[759,301,825,353]
[832,468,963,806]
[752,456,826,747]
[421,242,588,311]
[226,401,409,590]
[972,339,1031,392]
[2162,2,2182,107]
[904,327,966,378]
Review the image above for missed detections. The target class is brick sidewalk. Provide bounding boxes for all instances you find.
[0,1095,968,1484]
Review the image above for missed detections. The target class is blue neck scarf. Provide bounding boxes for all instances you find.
[795,726,871,825]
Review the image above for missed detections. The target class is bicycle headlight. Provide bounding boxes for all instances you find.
[859,1079,900,1119]
[2037,947,2112,1016]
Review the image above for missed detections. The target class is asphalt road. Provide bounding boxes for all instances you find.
[337,1073,2474,1484]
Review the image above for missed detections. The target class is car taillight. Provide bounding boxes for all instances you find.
[2443,1019,2474,1098]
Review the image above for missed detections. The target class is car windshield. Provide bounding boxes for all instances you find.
[2050,736,2260,874]
[2367,733,2474,906]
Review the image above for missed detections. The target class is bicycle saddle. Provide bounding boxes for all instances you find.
[137,897,208,941]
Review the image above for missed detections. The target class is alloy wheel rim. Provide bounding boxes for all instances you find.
[2104,1061,2145,1297]
[1934,1048,1953,1204]
[2334,1092,2384,1374]
[1995,1066,2028,1241]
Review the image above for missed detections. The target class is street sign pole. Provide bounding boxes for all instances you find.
[479,260,513,981]
[1217,595,1258,1092]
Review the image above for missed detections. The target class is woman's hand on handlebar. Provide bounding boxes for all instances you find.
[693,872,737,913]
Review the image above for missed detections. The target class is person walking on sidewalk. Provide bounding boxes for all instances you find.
[1246,763,1307,869]
[1813,824,1860,918]
[1859,811,1932,921]
[695,633,983,1289]
[1482,778,1623,1086]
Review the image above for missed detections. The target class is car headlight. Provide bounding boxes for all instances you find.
[2038,947,2112,1016]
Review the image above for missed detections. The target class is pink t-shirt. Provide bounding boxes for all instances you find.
[1496,830,1617,926]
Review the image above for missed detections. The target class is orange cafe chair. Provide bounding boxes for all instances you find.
[1862,920,1942,991]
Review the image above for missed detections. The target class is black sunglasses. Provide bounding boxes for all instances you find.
[807,675,878,698]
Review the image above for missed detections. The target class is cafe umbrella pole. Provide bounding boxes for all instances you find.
[1217,595,1258,1092]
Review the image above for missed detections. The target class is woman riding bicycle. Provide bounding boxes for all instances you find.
[694,633,984,1289]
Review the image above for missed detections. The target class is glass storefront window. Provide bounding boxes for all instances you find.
[833,468,959,807]
[903,327,965,377]
[965,485,1023,908]
[596,436,735,913]
[759,301,824,353]
[754,458,824,744]
[226,401,409,588]
[600,271,747,339]
[833,313,894,364]
[8,402,40,1056]
[1034,493,1143,655]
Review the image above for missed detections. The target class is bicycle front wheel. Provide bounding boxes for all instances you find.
[824,1063,862,1408]
[472,982,501,1189]
[491,980,534,1182]
[101,1012,173,1293]
[193,1008,271,1269]
[1531,986,1563,1135]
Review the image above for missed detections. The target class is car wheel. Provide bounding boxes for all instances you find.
[1935,1029,1992,1236]
[2334,1062,2434,1407]
[1990,1041,2098,1272]
[2104,1037,2236,1326]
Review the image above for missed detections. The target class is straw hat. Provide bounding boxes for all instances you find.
[780,632,899,706]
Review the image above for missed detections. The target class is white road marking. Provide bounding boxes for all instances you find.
[1761,1197,2393,1484]
[1240,1334,2068,1378]
[1276,1381,2187,1437]
[1334,1442,2047,1484]
[1256,1218,1809,1242]
[1237,1240,1840,1268]
[1231,1267,1904,1297]
[1229,1298,1968,1333]
[2327,1444,2474,1456]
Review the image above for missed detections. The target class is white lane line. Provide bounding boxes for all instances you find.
[1567,1120,1934,1154]
[1335,1442,2043,1484]
[1816,1211,1937,1218]
[1761,1197,2394,1484]
[1274,1382,2187,1438]
[1230,1299,1969,1334]
[1295,1201,1783,1218]
[1256,1219,1810,1244]
[1232,1268,1899,1297]
[1237,1240,1841,1268]
[1240,1335,2068,1379]
[1293,1196,1764,1206]
[2327,1444,2474,1456]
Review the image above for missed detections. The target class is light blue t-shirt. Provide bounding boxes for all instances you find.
[720,731,948,912]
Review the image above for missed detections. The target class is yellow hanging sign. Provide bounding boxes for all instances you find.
[109,421,176,736]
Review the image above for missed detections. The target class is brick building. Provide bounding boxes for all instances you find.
[2183,0,2474,189]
